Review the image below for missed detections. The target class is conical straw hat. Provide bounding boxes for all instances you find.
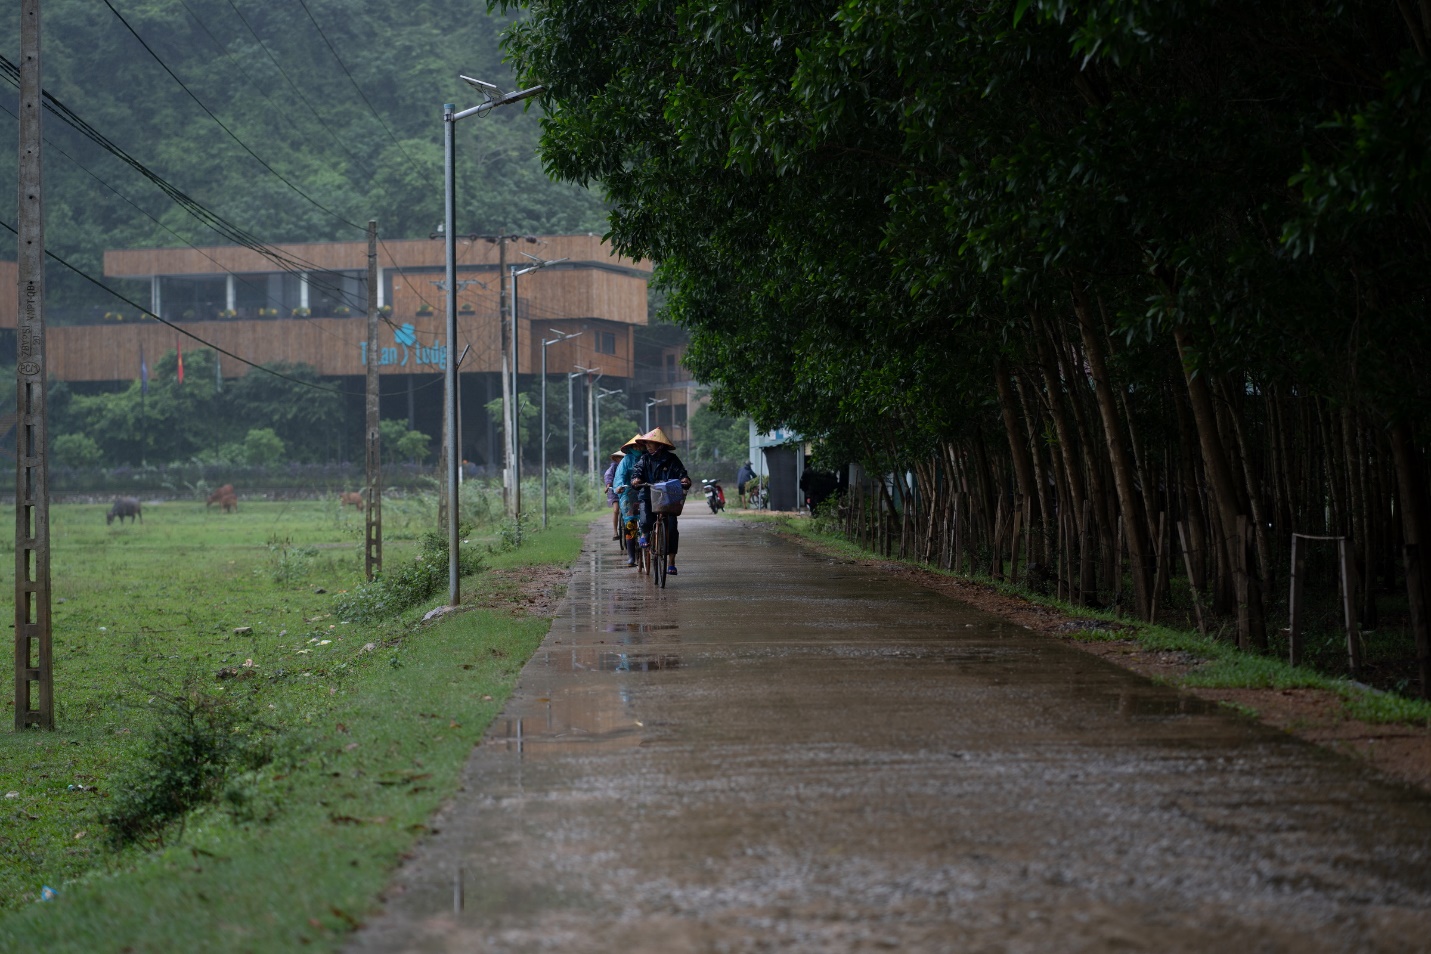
[639,427,675,449]
[609,450,626,461]
[620,432,645,451]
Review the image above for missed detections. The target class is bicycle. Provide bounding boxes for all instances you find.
[650,514,669,589]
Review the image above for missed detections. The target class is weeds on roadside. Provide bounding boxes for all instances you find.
[334,527,485,621]
[265,534,318,583]
[99,677,273,850]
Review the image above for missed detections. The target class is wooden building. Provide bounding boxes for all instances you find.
[32,236,652,470]
[47,234,649,383]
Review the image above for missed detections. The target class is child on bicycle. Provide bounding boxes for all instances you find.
[611,433,647,567]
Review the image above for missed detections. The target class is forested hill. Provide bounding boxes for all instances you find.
[0,0,607,305]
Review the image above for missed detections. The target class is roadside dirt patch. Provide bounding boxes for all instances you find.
[467,565,570,617]
[784,529,1431,795]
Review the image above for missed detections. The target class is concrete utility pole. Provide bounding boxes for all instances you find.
[364,220,382,581]
[14,0,53,731]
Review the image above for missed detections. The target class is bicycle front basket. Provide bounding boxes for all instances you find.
[651,479,686,515]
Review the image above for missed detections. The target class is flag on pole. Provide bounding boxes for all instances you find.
[140,342,149,395]
[177,338,184,384]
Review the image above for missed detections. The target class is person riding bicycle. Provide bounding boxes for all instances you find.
[611,433,648,567]
[604,450,625,541]
[629,427,691,576]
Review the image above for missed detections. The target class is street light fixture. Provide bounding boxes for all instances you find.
[574,365,602,488]
[541,328,582,528]
[645,396,668,432]
[442,76,545,607]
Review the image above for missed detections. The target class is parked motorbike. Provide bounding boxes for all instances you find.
[702,478,726,514]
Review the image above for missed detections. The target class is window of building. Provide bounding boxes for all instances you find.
[598,331,617,355]
[159,275,227,322]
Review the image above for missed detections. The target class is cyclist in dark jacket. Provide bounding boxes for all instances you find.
[629,427,692,575]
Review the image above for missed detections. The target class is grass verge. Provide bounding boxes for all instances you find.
[0,498,599,951]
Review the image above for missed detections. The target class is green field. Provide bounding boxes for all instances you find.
[0,491,597,951]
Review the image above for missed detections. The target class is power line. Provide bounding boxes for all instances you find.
[0,100,374,351]
[172,0,365,174]
[217,0,374,176]
[291,0,436,189]
[0,53,371,315]
[99,0,366,234]
[0,216,359,396]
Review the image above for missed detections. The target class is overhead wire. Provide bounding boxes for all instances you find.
[290,0,436,190]
[0,216,453,401]
[0,53,377,319]
[217,0,374,176]
[0,103,382,355]
[172,0,368,176]
[0,217,359,396]
[99,0,367,234]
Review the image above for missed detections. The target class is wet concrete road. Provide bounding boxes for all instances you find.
[348,514,1431,952]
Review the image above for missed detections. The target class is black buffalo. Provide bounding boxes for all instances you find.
[106,497,143,525]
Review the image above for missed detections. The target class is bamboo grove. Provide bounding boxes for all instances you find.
[499,0,1431,691]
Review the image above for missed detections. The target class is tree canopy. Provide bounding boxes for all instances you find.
[498,0,1431,683]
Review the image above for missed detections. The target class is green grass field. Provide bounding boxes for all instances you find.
[0,493,598,951]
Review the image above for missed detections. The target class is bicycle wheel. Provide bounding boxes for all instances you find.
[652,517,668,589]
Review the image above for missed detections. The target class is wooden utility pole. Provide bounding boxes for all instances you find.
[15,0,54,731]
[364,220,382,581]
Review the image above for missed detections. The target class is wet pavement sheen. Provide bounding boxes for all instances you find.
[347,514,1431,953]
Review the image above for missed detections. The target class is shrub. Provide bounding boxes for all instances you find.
[53,433,105,469]
[242,428,286,467]
[99,679,272,849]
[334,527,484,621]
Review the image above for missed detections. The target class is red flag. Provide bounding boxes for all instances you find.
[177,339,184,384]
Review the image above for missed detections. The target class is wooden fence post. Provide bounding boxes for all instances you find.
[1339,537,1362,678]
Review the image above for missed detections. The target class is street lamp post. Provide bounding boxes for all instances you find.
[596,387,623,462]
[541,329,581,528]
[567,370,582,514]
[441,76,545,606]
[645,396,668,433]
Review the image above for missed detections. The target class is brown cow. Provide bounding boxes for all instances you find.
[338,491,365,511]
[206,484,235,507]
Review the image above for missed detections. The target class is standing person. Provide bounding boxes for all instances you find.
[630,428,692,576]
[735,460,755,507]
[611,434,647,567]
[604,450,625,540]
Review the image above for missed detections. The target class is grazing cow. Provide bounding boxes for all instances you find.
[338,491,365,511]
[206,484,235,507]
[106,497,143,525]
[218,493,238,514]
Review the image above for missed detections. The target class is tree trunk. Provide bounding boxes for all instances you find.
[1073,283,1152,617]
[1173,326,1266,650]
